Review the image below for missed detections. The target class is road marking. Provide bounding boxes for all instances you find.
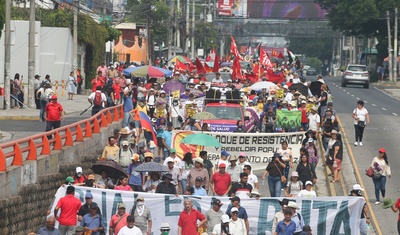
[372,104,376,106]
[356,97,360,100]
[364,101,368,103]
[343,89,346,92]
[351,95,354,97]
[336,116,382,235]
[347,92,350,95]
[393,113,398,116]
[382,108,387,111]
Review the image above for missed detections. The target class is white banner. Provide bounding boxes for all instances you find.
[171,131,306,170]
[50,186,364,235]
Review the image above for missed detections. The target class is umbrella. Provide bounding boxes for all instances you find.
[134,162,169,172]
[122,66,137,76]
[221,62,232,67]
[91,160,127,180]
[250,81,276,91]
[244,108,260,131]
[192,112,217,120]
[129,66,173,78]
[290,83,308,96]
[163,80,186,95]
[181,133,222,147]
[169,55,191,63]
[309,81,323,97]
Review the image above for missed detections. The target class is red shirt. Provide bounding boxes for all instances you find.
[109,213,129,234]
[178,209,205,235]
[212,172,232,196]
[298,107,308,123]
[92,78,104,91]
[112,83,121,99]
[73,175,87,184]
[56,194,81,226]
[44,102,63,121]
[396,199,400,221]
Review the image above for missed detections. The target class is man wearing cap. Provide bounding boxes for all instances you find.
[308,106,320,136]
[230,173,253,199]
[227,155,241,182]
[298,100,309,131]
[188,157,210,192]
[37,216,61,235]
[163,148,183,172]
[78,192,102,222]
[271,199,289,233]
[101,136,120,161]
[297,181,317,197]
[274,208,296,235]
[73,166,87,184]
[211,214,232,235]
[165,157,182,194]
[146,88,157,117]
[193,176,207,196]
[210,163,232,196]
[116,140,134,169]
[215,151,230,172]
[80,202,104,235]
[156,173,177,194]
[136,142,147,161]
[263,96,277,114]
[130,196,152,235]
[180,88,192,99]
[285,201,304,234]
[229,207,246,235]
[206,199,225,234]
[54,186,82,235]
[162,122,174,159]
[237,153,250,173]
[44,95,64,140]
[225,196,249,233]
[88,86,107,116]
[349,184,369,235]
[74,226,84,235]
[117,215,143,235]
[178,199,207,235]
[127,154,144,191]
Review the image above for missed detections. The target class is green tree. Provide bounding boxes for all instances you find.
[0,0,5,37]
[287,37,333,61]
[194,21,219,53]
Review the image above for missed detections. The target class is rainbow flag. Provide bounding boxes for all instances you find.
[139,111,158,146]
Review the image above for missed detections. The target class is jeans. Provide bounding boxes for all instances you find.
[46,120,61,140]
[163,149,170,160]
[281,162,290,188]
[58,224,76,235]
[301,123,309,131]
[181,179,187,193]
[372,175,386,201]
[123,111,132,127]
[354,124,365,142]
[91,106,103,116]
[268,175,282,197]
[39,99,48,121]
[360,218,367,235]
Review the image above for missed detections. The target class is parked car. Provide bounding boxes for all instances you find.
[306,67,317,75]
[341,64,370,88]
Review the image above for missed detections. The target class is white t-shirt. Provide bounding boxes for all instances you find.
[308,113,320,131]
[353,107,368,124]
[297,189,317,198]
[212,223,234,235]
[88,91,107,108]
[117,225,143,235]
[279,148,292,162]
[247,173,258,189]
[212,78,224,83]
[284,93,294,103]
[229,218,246,235]
[216,159,229,169]
[163,156,183,170]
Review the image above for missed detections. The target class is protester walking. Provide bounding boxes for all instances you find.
[352,100,369,146]
[349,184,370,235]
[371,148,391,205]
[88,86,107,116]
[278,140,293,189]
[36,83,54,122]
[44,95,64,140]
[296,148,317,189]
[262,153,286,197]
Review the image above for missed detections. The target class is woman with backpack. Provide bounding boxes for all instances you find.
[36,83,54,122]
[285,171,302,197]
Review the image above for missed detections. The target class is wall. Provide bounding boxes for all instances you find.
[0,21,85,85]
[0,121,121,234]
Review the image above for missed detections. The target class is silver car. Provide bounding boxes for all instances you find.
[341,64,370,88]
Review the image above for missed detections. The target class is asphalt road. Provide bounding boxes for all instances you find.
[325,76,400,234]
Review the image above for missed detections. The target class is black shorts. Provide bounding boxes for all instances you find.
[157,137,164,148]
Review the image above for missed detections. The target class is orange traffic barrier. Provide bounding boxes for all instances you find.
[0,104,123,172]
[55,80,59,96]
[61,80,65,96]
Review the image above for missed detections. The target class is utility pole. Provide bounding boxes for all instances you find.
[185,0,190,57]
[394,8,398,81]
[175,0,180,57]
[168,0,174,60]
[28,0,36,108]
[387,11,393,82]
[191,0,195,59]
[4,0,11,110]
[73,0,78,75]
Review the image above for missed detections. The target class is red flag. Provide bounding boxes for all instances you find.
[253,63,264,80]
[210,48,216,54]
[271,49,280,58]
[277,52,285,60]
[266,69,285,83]
[213,54,220,72]
[231,57,243,81]
[259,47,273,69]
[230,36,242,60]
[195,57,206,74]
[205,55,212,62]
[175,59,188,71]
[204,62,213,73]
[245,73,257,83]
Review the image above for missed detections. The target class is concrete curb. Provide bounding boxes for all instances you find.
[0,116,40,121]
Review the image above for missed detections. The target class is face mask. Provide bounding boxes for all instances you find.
[77,173,82,177]
[161,231,169,235]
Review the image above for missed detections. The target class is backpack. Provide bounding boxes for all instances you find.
[93,91,103,107]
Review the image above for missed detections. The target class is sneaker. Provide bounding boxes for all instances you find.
[359,142,363,146]
[375,201,380,205]
[354,142,358,146]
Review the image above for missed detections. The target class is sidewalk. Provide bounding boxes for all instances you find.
[0,93,91,120]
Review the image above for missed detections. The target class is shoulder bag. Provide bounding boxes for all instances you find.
[365,167,374,177]
[356,109,365,127]
[172,105,183,122]
[274,162,287,184]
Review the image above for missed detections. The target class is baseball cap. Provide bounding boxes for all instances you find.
[267,96,272,101]
[76,167,82,174]
[65,176,75,183]
[118,203,126,208]
[213,199,223,206]
[195,176,203,182]
[35,74,41,78]
[301,100,307,104]
[219,163,226,168]
[221,214,230,223]
[291,171,299,177]
[239,152,246,157]
[88,174,95,180]
[170,148,176,153]
[308,138,314,143]
[85,192,93,198]
[122,141,129,146]
[331,129,338,134]
[352,184,364,191]
[221,150,230,156]
[136,196,145,201]
[379,148,386,153]
[50,95,57,100]
[230,196,240,202]
[283,208,293,214]
[230,207,239,213]
[305,181,313,186]
[89,202,98,209]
